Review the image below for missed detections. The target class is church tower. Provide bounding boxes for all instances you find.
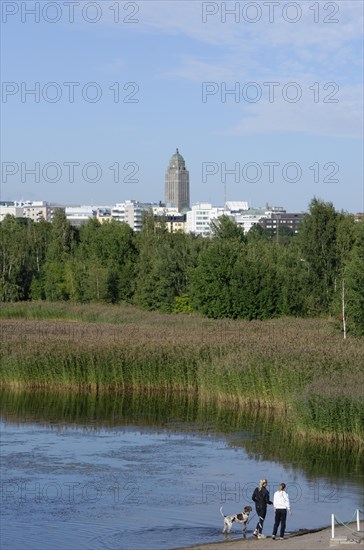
[165,148,190,212]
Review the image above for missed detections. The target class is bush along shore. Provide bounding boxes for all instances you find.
[1,302,363,449]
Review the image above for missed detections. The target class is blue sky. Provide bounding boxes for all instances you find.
[1,0,363,212]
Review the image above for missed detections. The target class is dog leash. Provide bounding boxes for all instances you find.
[247,512,257,526]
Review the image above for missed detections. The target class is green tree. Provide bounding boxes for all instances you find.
[298,198,339,314]
[28,219,52,300]
[41,211,76,301]
[173,293,193,314]
[211,215,245,242]
[98,221,137,302]
[46,210,75,261]
[0,216,34,301]
[246,223,269,243]
[190,224,282,320]
[346,221,364,335]
[243,239,280,319]
[275,241,308,317]
[134,215,192,312]
[78,219,137,303]
[189,239,243,318]
[333,214,356,336]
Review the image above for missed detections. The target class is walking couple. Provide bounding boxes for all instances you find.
[252,479,291,540]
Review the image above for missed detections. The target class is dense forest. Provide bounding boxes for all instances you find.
[1,198,364,335]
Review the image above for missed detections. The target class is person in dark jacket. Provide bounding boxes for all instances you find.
[251,479,272,539]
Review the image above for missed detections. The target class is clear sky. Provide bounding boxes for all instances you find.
[1,0,363,213]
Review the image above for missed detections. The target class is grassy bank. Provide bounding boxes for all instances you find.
[1,302,363,447]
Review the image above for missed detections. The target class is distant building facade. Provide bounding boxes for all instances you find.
[22,201,65,222]
[0,201,64,223]
[259,211,304,235]
[165,149,190,212]
[234,208,267,233]
[0,202,24,222]
[153,205,186,233]
[185,202,305,237]
[111,200,158,232]
[65,205,96,227]
[186,203,226,236]
[95,207,112,224]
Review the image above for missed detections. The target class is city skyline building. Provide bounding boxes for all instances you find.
[164,148,190,212]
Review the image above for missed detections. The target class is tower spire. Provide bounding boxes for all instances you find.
[165,149,190,212]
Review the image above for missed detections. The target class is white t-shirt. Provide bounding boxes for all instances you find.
[273,490,290,510]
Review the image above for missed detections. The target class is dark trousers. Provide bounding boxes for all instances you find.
[273,508,287,537]
[255,507,267,534]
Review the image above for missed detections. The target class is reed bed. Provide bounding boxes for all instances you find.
[1,302,363,448]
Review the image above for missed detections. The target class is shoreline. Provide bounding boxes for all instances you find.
[177,522,363,550]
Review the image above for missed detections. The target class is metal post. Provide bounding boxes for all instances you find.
[357,509,360,532]
[331,514,335,539]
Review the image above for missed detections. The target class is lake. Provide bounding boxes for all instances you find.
[1,390,363,549]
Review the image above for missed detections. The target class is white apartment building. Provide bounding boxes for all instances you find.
[234,206,285,234]
[0,201,64,223]
[186,201,252,236]
[2,197,299,237]
[0,203,24,222]
[186,203,227,236]
[234,209,267,233]
[225,201,249,213]
[63,205,112,226]
[111,200,158,232]
[22,201,65,222]
[186,202,290,236]
[65,205,96,227]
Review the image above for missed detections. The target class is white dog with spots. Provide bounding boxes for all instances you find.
[220,505,253,533]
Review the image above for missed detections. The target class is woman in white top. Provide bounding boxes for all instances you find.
[272,483,291,540]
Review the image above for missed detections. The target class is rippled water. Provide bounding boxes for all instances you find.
[1,391,363,550]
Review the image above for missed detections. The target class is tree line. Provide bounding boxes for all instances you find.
[1,198,363,335]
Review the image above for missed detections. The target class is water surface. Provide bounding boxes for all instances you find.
[1,391,363,550]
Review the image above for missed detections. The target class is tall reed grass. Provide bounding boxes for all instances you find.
[1,302,363,447]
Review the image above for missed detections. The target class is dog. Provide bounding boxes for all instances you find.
[220,505,253,533]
